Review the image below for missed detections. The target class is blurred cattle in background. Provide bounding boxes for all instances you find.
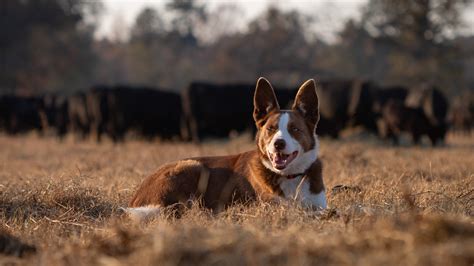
[98,86,183,142]
[449,91,474,134]
[67,86,183,142]
[380,99,436,145]
[375,85,449,145]
[86,86,109,142]
[31,86,184,142]
[314,80,354,138]
[0,80,461,146]
[68,92,91,140]
[181,82,253,142]
[314,81,450,146]
[181,82,296,142]
[371,86,409,114]
[316,79,377,138]
[0,95,43,134]
[38,94,69,139]
[370,85,409,137]
[405,85,449,144]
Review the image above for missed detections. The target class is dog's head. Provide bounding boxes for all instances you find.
[253,77,320,176]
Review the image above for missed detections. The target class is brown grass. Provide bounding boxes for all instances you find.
[0,133,473,265]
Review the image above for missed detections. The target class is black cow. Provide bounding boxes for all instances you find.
[315,80,353,138]
[86,86,110,142]
[380,99,437,145]
[346,80,380,134]
[100,86,183,142]
[68,92,90,140]
[449,103,472,134]
[0,95,42,134]
[372,86,409,113]
[405,85,449,144]
[369,86,410,137]
[181,82,296,142]
[448,91,473,135]
[38,94,69,138]
[315,79,377,138]
[374,84,449,145]
[181,82,255,142]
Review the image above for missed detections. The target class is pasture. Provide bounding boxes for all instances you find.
[0,134,473,265]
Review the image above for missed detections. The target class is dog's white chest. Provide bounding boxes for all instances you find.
[279,176,326,210]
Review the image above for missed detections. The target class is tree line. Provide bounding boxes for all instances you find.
[2,0,473,96]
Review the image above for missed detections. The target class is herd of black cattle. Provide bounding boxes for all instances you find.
[1,80,473,145]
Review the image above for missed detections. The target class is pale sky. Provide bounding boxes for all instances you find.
[96,0,367,42]
[95,0,474,43]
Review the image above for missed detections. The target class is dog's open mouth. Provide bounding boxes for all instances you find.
[269,151,298,170]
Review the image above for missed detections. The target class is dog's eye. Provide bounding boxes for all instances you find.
[291,126,301,132]
[267,126,276,132]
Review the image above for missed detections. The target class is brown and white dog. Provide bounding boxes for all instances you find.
[127,78,326,219]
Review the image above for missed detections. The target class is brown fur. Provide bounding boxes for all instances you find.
[129,151,325,211]
[287,112,315,151]
[306,159,324,194]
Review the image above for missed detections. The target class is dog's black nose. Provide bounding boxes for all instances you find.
[274,139,286,151]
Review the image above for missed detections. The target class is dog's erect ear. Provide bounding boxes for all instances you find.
[292,79,319,130]
[253,77,280,125]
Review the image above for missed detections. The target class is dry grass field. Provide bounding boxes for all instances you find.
[0,133,473,265]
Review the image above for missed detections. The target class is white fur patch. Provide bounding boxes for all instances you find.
[273,113,295,152]
[123,205,161,222]
[263,113,319,176]
[279,176,326,210]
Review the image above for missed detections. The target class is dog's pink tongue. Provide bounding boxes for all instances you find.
[272,152,298,170]
[274,154,287,169]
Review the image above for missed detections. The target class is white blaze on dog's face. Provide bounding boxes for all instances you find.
[253,78,320,176]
